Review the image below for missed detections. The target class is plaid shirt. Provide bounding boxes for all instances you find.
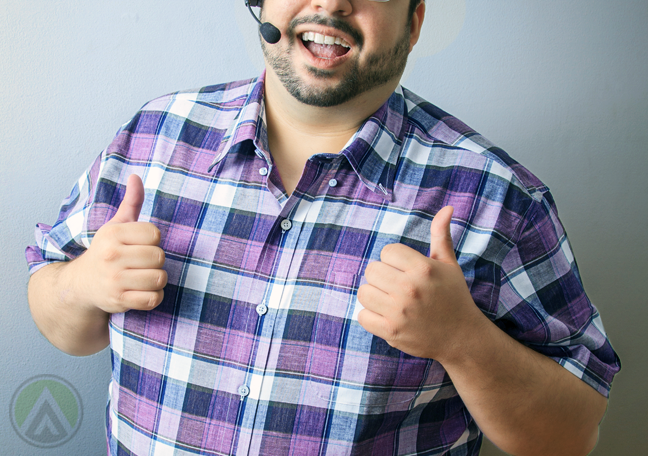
[26,73,620,455]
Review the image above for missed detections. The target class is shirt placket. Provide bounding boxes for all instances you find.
[234,157,330,455]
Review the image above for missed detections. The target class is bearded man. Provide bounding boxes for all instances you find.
[26,1,620,455]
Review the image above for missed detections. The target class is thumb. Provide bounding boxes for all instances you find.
[429,206,456,264]
[108,174,144,224]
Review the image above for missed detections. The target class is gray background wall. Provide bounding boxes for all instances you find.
[1,1,645,454]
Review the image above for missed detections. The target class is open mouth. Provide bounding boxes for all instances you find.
[300,32,352,60]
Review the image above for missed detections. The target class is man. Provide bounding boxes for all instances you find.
[26,0,620,455]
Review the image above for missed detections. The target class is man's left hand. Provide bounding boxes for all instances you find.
[357,206,487,362]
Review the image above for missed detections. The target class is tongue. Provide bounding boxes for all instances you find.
[304,41,349,59]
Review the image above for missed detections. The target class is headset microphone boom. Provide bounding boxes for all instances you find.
[245,0,281,44]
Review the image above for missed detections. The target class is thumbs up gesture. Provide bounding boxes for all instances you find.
[358,206,486,362]
[72,174,167,314]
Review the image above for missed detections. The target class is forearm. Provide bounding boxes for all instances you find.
[28,261,110,356]
[440,315,607,456]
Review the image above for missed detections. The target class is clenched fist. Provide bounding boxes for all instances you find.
[357,206,486,362]
[71,174,167,314]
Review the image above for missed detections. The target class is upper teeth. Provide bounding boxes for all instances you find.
[301,32,351,48]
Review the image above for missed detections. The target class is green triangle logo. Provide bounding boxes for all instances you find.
[10,375,83,448]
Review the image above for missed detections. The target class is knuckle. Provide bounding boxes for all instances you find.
[357,284,366,299]
[365,261,377,276]
[150,290,164,309]
[149,224,162,244]
[380,244,394,260]
[401,280,420,300]
[156,270,168,288]
[107,222,125,240]
[156,248,166,267]
[383,321,399,343]
[112,268,126,285]
[357,284,369,303]
[416,262,434,278]
[356,307,365,321]
[112,292,128,313]
[101,245,120,262]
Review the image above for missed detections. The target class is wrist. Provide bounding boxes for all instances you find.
[28,259,110,356]
[434,304,496,368]
[58,254,107,318]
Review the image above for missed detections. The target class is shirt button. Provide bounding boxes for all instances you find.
[256,303,268,316]
[259,167,269,176]
[280,219,292,231]
[329,179,338,188]
[238,385,250,399]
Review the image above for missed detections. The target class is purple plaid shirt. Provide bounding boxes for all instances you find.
[26,73,620,455]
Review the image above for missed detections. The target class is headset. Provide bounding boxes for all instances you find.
[245,0,281,44]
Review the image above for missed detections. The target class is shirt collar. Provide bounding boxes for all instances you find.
[209,74,409,202]
[339,86,408,202]
[208,72,269,170]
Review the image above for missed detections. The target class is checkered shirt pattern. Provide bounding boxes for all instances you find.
[26,73,620,455]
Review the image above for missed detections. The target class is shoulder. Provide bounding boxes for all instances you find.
[127,77,259,128]
[105,77,261,155]
[139,77,259,114]
[400,87,549,204]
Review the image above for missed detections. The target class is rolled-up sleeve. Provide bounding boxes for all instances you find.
[25,152,104,275]
[496,193,621,397]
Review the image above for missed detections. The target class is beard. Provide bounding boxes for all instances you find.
[261,15,411,108]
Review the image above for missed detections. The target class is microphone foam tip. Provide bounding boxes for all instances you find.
[260,23,281,44]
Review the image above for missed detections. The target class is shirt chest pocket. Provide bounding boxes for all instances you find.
[310,272,428,415]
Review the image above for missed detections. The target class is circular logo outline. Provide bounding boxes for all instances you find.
[10,374,83,448]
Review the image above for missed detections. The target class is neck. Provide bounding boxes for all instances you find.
[264,69,398,152]
[262,69,398,195]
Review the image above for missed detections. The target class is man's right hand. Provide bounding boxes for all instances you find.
[71,174,167,314]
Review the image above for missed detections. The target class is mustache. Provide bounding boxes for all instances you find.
[286,15,364,49]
